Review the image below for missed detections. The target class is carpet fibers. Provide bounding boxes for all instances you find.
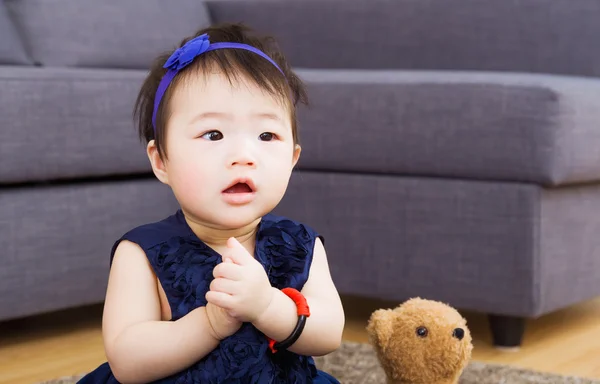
[313,341,599,383]
[40,341,598,384]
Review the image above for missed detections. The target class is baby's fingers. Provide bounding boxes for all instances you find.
[209,277,239,295]
[206,291,234,310]
[213,260,244,280]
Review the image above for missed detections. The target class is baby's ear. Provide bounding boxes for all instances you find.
[366,309,397,349]
[292,144,301,168]
[147,140,169,185]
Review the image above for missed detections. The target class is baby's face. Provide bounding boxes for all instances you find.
[161,70,299,229]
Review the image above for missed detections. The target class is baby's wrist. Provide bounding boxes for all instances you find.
[253,287,297,334]
[203,304,225,341]
[253,287,278,325]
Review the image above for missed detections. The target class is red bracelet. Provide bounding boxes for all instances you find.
[267,288,310,353]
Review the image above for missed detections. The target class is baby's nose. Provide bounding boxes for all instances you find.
[452,328,465,340]
[231,158,255,167]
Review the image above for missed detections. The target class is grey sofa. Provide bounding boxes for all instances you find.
[2,0,600,349]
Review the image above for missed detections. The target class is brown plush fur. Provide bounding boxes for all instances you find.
[366,298,473,384]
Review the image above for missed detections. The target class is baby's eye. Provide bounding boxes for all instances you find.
[200,131,223,141]
[259,132,276,141]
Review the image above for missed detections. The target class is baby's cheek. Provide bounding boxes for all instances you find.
[170,168,209,203]
[266,175,290,202]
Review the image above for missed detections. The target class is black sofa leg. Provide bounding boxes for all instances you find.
[488,314,526,349]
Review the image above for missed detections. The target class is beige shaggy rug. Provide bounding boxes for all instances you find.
[39,341,599,384]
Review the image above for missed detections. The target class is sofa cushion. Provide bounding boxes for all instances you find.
[0,66,152,183]
[0,2,31,65]
[294,69,600,187]
[5,0,211,69]
[208,0,600,78]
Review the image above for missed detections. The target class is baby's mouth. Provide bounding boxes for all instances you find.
[223,182,253,194]
[222,178,256,194]
[221,179,257,205]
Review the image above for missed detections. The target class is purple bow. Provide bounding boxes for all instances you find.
[164,33,210,71]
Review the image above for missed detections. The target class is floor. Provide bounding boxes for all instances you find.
[1,295,600,384]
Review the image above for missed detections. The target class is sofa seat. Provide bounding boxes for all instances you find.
[294,69,600,187]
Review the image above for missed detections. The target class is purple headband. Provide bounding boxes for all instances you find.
[152,33,285,133]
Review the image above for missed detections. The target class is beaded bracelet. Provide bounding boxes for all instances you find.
[268,288,310,353]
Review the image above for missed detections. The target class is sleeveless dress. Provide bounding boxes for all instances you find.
[78,209,339,384]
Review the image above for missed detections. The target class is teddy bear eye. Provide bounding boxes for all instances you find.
[416,326,428,337]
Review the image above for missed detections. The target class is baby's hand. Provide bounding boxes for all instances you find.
[206,237,274,323]
[205,301,242,340]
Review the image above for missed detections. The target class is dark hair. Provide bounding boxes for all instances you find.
[133,23,308,159]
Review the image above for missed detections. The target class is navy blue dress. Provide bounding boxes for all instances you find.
[78,210,339,384]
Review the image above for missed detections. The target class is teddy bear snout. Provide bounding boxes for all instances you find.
[452,327,465,340]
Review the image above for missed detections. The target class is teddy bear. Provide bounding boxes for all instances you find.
[366,297,473,384]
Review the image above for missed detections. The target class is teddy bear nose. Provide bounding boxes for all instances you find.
[453,328,465,340]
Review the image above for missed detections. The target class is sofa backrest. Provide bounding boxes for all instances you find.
[4,0,211,69]
[208,0,600,78]
[3,0,600,78]
[0,1,31,65]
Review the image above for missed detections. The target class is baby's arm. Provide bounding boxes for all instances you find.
[252,237,345,356]
[102,240,222,383]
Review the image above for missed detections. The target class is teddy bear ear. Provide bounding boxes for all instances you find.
[366,309,396,349]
